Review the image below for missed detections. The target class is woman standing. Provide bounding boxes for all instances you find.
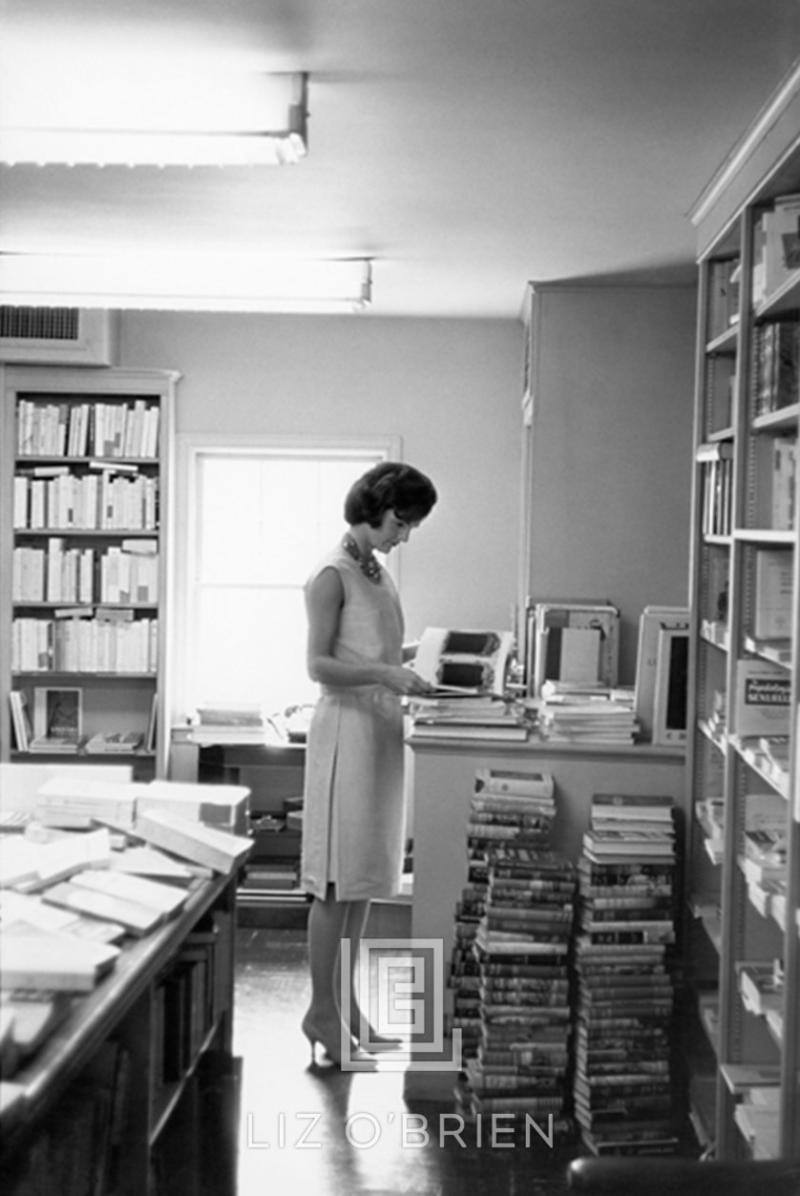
[300,462,437,1066]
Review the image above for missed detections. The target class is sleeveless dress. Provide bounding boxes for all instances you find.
[300,543,407,901]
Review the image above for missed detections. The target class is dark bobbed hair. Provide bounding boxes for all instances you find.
[344,461,437,528]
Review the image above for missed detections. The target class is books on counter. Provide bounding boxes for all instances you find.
[408,690,530,741]
[68,868,188,917]
[34,777,141,830]
[138,780,251,835]
[42,880,167,937]
[33,775,251,835]
[107,844,198,882]
[535,685,638,745]
[0,926,120,992]
[135,808,253,874]
[0,827,113,891]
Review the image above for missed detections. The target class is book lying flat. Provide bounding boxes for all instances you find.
[474,768,554,798]
[0,928,120,991]
[35,777,142,831]
[68,868,187,916]
[138,780,251,835]
[108,844,197,882]
[134,809,253,874]
[0,990,72,1057]
[42,880,165,936]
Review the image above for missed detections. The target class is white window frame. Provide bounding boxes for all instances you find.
[172,432,401,723]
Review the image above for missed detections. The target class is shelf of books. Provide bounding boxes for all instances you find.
[0,365,180,779]
[685,64,800,1161]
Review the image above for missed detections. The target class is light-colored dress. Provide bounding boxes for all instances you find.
[300,543,406,901]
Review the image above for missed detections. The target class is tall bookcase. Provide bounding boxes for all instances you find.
[684,63,800,1160]
[0,365,180,779]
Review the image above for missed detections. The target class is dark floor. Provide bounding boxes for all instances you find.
[232,927,577,1196]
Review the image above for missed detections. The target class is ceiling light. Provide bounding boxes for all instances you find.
[0,70,308,166]
[0,253,373,314]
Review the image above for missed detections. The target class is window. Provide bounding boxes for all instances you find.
[183,441,393,718]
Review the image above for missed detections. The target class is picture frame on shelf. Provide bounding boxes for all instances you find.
[652,626,689,746]
[32,686,83,746]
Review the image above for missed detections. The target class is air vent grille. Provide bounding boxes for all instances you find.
[0,305,81,341]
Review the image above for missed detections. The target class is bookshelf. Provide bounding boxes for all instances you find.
[0,870,240,1196]
[0,365,180,779]
[684,61,800,1160]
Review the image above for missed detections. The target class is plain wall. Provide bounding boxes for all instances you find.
[117,312,525,651]
[525,285,697,683]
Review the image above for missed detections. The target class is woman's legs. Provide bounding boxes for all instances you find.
[303,887,375,1063]
[305,886,353,1027]
[340,899,371,1037]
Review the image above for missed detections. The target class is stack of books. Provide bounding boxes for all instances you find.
[408,693,530,741]
[739,791,788,920]
[449,768,576,1137]
[190,702,269,745]
[572,793,680,1156]
[535,682,638,745]
[448,768,556,1056]
[461,848,575,1133]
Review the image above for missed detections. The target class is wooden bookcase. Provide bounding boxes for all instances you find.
[684,61,800,1160]
[0,366,180,779]
[0,871,241,1196]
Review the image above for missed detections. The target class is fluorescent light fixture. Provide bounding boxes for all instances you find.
[0,69,308,166]
[0,253,372,314]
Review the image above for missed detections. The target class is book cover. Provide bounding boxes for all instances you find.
[734,659,790,736]
[753,548,793,640]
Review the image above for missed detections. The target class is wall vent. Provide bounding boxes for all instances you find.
[0,306,117,366]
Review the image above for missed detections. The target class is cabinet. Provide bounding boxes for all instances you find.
[684,63,800,1159]
[0,871,241,1196]
[198,741,306,919]
[0,366,179,779]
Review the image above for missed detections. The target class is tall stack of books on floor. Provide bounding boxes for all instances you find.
[450,768,576,1138]
[572,792,680,1156]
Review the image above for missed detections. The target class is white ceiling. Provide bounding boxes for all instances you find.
[1,0,799,319]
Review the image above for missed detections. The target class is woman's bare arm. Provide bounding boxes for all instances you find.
[306,568,430,695]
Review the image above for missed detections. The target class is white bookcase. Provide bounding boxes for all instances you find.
[1,365,180,778]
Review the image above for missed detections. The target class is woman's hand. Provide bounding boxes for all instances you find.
[381,665,432,696]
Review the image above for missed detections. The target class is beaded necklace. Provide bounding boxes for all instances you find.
[342,532,382,583]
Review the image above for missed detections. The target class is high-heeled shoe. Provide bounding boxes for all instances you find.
[349,1024,404,1053]
[301,1014,377,1068]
